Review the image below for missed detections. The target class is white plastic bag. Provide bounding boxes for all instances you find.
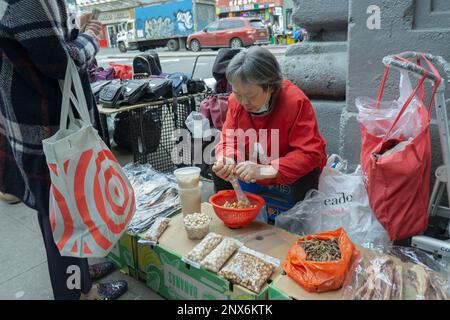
[185,111,211,139]
[275,155,389,246]
[356,70,423,140]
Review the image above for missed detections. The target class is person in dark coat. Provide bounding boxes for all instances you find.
[0,0,127,300]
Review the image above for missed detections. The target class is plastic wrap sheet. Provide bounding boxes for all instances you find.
[342,245,450,300]
[123,163,181,235]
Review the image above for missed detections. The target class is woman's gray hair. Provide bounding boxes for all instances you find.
[226,46,283,91]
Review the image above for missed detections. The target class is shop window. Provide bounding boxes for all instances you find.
[286,9,292,26]
[250,20,265,29]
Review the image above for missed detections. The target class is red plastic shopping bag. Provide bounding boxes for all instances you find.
[43,58,135,257]
[109,62,133,80]
[283,228,357,293]
[360,53,441,241]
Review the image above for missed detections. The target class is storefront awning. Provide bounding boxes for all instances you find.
[76,0,141,12]
[215,0,282,14]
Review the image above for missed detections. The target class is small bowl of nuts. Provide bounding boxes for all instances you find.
[183,212,212,240]
[209,190,265,229]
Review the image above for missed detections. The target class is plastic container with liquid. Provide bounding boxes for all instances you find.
[173,167,201,189]
[178,182,202,216]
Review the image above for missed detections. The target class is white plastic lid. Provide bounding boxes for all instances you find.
[173,167,201,177]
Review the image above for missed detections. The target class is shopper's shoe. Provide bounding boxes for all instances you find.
[96,281,128,300]
[80,281,128,300]
[0,192,20,204]
[89,261,116,281]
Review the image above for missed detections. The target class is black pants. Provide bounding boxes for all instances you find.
[212,167,321,204]
[37,204,92,300]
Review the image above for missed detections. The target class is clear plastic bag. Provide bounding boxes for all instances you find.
[201,237,243,273]
[275,190,389,247]
[183,212,211,240]
[141,217,171,244]
[356,70,424,141]
[123,163,181,235]
[183,232,223,267]
[342,245,450,300]
[254,206,269,224]
[185,111,211,139]
[275,155,389,247]
[218,246,280,293]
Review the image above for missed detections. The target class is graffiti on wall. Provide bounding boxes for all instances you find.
[145,17,174,38]
[143,10,194,39]
[176,10,194,32]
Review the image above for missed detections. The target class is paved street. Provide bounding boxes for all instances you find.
[96,46,287,79]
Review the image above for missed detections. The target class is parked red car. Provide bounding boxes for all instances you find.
[187,17,269,52]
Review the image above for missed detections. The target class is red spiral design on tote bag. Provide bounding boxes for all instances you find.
[49,147,135,256]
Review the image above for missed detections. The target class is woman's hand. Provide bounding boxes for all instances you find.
[85,21,103,39]
[235,161,278,183]
[212,157,236,182]
[79,13,92,30]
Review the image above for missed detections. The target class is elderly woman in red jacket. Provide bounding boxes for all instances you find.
[212,46,327,210]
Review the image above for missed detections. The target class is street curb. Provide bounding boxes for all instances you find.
[100,46,288,60]
[105,51,286,60]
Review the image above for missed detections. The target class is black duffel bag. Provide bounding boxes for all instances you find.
[99,80,126,108]
[113,109,162,153]
[145,78,173,100]
[133,52,162,77]
[187,78,207,94]
[121,79,149,105]
[91,80,112,103]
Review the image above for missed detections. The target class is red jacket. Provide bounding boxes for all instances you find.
[216,80,327,185]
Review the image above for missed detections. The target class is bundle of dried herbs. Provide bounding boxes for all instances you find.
[300,237,342,262]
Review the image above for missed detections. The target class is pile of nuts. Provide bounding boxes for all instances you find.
[218,250,276,293]
[300,237,342,262]
[223,201,256,209]
[185,232,223,263]
[143,217,170,242]
[183,212,211,240]
[201,237,241,273]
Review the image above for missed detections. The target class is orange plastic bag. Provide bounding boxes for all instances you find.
[283,228,357,293]
[109,63,132,80]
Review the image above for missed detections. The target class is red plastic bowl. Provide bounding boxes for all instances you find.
[209,190,265,228]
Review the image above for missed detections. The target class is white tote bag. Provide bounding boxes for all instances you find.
[43,58,135,258]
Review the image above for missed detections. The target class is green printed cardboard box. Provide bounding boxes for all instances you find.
[137,203,300,300]
[268,274,343,300]
[108,232,139,278]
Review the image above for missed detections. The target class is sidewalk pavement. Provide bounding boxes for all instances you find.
[0,145,216,300]
[0,200,164,300]
[0,146,162,300]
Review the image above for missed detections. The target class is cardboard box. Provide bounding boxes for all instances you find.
[268,273,344,300]
[107,232,139,278]
[138,202,300,300]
